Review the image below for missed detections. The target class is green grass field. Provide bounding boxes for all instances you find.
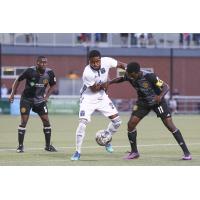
[0,114,199,166]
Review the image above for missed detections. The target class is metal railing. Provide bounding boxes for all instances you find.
[1,33,200,49]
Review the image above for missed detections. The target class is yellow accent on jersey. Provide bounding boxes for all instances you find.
[156,79,163,87]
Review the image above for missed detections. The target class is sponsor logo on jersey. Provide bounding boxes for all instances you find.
[21,107,26,113]
[43,79,49,85]
[143,82,149,88]
[35,83,45,87]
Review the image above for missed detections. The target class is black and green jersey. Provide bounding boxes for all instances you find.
[18,66,56,103]
[124,70,164,106]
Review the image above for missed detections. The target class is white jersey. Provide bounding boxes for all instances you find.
[80,57,117,101]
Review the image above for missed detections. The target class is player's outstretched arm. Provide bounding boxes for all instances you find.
[8,79,20,103]
[109,77,125,85]
[116,61,127,70]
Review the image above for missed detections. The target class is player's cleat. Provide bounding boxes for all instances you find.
[45,144,57,152]
[71,151,81,161]
[182,154,192,160]
[16,145,24,153]
[105,143,114,153]
[124,152,140,160]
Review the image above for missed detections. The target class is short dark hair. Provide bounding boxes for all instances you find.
[89,50,101,59]
[37,56,47,61]
[126,62,140,73]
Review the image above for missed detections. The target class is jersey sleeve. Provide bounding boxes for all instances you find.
[17,68,30,81]
[103,57,118,68]
[83,71,95,87]
[48,70,56,86]
[147,73,164,88]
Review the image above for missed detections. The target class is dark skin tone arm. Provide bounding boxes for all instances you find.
[89,61,127,93]
[44,84,56,102]
[8,78,20,103]
[154,82,169,104]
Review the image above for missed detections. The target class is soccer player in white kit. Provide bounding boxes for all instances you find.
[71,50,126,160]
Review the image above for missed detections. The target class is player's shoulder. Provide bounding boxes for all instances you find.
[46,67,54,73]
[101,57,115,62]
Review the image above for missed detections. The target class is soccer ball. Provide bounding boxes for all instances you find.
[95,130,112,146]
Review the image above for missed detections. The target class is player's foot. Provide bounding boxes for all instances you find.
[45,144,57,152]
[16,145,24,153]
[124,152,140,160]
[71,151,81,161]
[182,154,192,160]
[105,143,114,153]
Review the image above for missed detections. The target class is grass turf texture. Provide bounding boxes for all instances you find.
[0,114,199,166]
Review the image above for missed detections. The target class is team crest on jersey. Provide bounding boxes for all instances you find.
[43,79,49,85]
[80,110,85,116]
[30,82,35,87]
[143,82,149,88]
[100,68,106,74]
[21,107,26,113]
[133,105,138,111]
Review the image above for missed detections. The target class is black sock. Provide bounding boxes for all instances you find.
[43,126,51,147]
[128,129,138,153]
[172,129,190,155]
[18,126,26,146]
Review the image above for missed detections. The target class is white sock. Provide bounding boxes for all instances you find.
[76,122,87,153]
[106,116,122,136]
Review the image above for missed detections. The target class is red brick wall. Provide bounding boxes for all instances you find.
[2,55,200,98]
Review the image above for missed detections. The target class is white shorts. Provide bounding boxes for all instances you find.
[79,95,118,122]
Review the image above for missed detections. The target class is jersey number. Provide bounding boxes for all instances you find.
[44,106,48,113]
[158,106,164,114]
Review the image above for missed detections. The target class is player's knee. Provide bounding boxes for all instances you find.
[42,120,50,127]
[111,116,122,129]
[76,119,88,138]
[127,120,136,132]
[20,122,27,128]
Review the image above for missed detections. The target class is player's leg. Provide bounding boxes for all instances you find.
[34,101,56,152]
[154,100,191,160]
[39,114,57,152]
[162,117,191,160]
[124,104,150,159]
[98,97,122,153]
[17,98,31,153]
[71,99,94,160]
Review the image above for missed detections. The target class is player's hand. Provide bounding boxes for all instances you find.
[44,96,49,102]
[154,95,161,104]
[100,82,109,91]
[8,94,14,103]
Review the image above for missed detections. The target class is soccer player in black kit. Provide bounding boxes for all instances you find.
[9,56,57,153]
[109,62,192,160]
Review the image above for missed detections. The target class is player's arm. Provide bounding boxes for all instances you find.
[89,83,108,92]
[8,78,20,103]
[149,74,169,103]
[45,70,56,101]
[156,81,169,102]
[8,68,29,103]
[116,61,127,70]
[109,77,125,85]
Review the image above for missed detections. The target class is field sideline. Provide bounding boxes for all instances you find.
[0,114,199,166]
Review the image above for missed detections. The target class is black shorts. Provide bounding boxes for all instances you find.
[20,98,48,115]
[132,99,171,119]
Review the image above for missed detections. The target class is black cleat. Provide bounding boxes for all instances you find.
[16,145,24,153]
[45,144,57,152]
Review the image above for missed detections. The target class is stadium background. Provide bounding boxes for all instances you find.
[0,33,200,115]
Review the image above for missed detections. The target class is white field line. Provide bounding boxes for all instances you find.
[0,143,199,152]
